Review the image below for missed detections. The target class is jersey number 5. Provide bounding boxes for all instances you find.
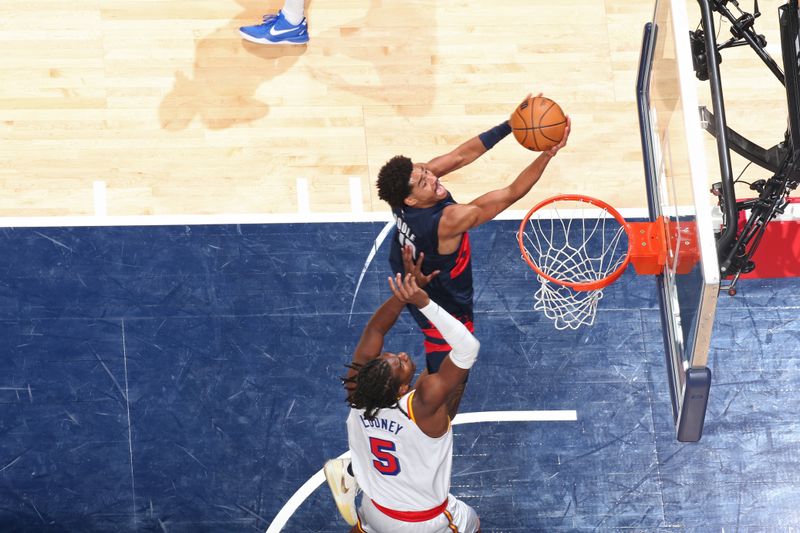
[369,437,401,476]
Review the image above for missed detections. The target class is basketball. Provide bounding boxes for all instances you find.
[509,96,567,151]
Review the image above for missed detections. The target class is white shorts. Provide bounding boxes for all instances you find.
[356,494,479,533]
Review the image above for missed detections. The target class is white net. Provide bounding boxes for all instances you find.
[519,198,629,330]
[534,282,603,330]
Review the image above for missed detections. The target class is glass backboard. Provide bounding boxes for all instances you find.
[637,0,721,442]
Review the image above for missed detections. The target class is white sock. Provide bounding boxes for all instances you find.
[281,0,305,25]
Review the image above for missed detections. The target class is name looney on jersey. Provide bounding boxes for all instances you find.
[359,415,404,435]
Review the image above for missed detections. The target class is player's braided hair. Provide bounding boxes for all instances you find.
[376,155,413,208]
[342,359,405,421]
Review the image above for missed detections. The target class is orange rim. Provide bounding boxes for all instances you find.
[517,194,632,291]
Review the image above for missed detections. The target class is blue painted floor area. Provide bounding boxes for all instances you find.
[0,222,798,532]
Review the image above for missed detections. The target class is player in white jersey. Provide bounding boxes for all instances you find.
[332,256,482,532]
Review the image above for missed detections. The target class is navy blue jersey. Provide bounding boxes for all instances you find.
[388,194,474,373]
[388,193,473,312]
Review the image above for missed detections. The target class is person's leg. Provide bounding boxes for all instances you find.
[324,458,359,526]
[281,0,305,25]
[239,0,309,45]
[407,304,473,419]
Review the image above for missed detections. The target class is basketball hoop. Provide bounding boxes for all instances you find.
[517,194,669,330]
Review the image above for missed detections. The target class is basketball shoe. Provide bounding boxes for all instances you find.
[239,11,309,45]
[324,458,359,526]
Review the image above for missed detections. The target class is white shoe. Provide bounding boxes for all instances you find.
[324,458,359,526]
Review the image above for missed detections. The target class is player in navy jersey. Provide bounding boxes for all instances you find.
[376,97,570,416]
[325,98,570,528]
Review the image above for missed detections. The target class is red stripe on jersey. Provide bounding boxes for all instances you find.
[421,327,444,340]
[449,233,471,278]
[371,498,448,522]
[422,321,475,340]
[424,339,452,354]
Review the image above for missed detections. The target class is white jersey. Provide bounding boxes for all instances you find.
[347,390,452,512]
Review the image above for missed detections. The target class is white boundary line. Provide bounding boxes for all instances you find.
[92,181,107,217]
[452,410,576,424]
[348,221,395,325]
[265,452,350,533]
[296,178,310,214]
[349,177,363,214]
[0,208,652,228]
[265,409,577,533]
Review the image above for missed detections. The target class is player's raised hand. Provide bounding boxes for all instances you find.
[402,245,440,288]
[543,115,571,158]
[515,92,540,108]
[388,272,430,308]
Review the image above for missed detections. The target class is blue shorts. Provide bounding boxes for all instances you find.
[407,303,474,374]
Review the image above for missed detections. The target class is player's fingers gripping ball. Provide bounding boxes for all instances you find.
[510,95,567,151]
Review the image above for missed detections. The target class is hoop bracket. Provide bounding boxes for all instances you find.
[627,218,667,275]
[670,220,701,275]
[627,217,700,276]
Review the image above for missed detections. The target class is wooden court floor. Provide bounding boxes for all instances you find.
[0,0,789,218]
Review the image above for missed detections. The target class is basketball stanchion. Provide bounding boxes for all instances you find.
[516,194,694,330]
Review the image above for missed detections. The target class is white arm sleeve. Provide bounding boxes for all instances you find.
[417,300,480,369]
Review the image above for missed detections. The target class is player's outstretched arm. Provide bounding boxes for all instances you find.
[425,93,533,179]
[345,248,438,396]
[439,116,571,239]
[346,286,406,384]
[388,273,480,435]
[425,135,488,179]
[425,116,520,178]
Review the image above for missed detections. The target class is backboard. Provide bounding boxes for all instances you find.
[636,0,721,441]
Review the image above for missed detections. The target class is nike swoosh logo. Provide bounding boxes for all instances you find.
[269,25,298,36]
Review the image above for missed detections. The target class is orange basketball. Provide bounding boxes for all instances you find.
[509,96,567,151]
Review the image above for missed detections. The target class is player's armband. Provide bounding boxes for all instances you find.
[478,121,512,150]
[418,301,480,370]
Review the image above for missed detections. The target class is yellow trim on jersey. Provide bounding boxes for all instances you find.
[356,516,366,532]
[408,391,455,435]
[406,390,417,424]
[443,508,459,532]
